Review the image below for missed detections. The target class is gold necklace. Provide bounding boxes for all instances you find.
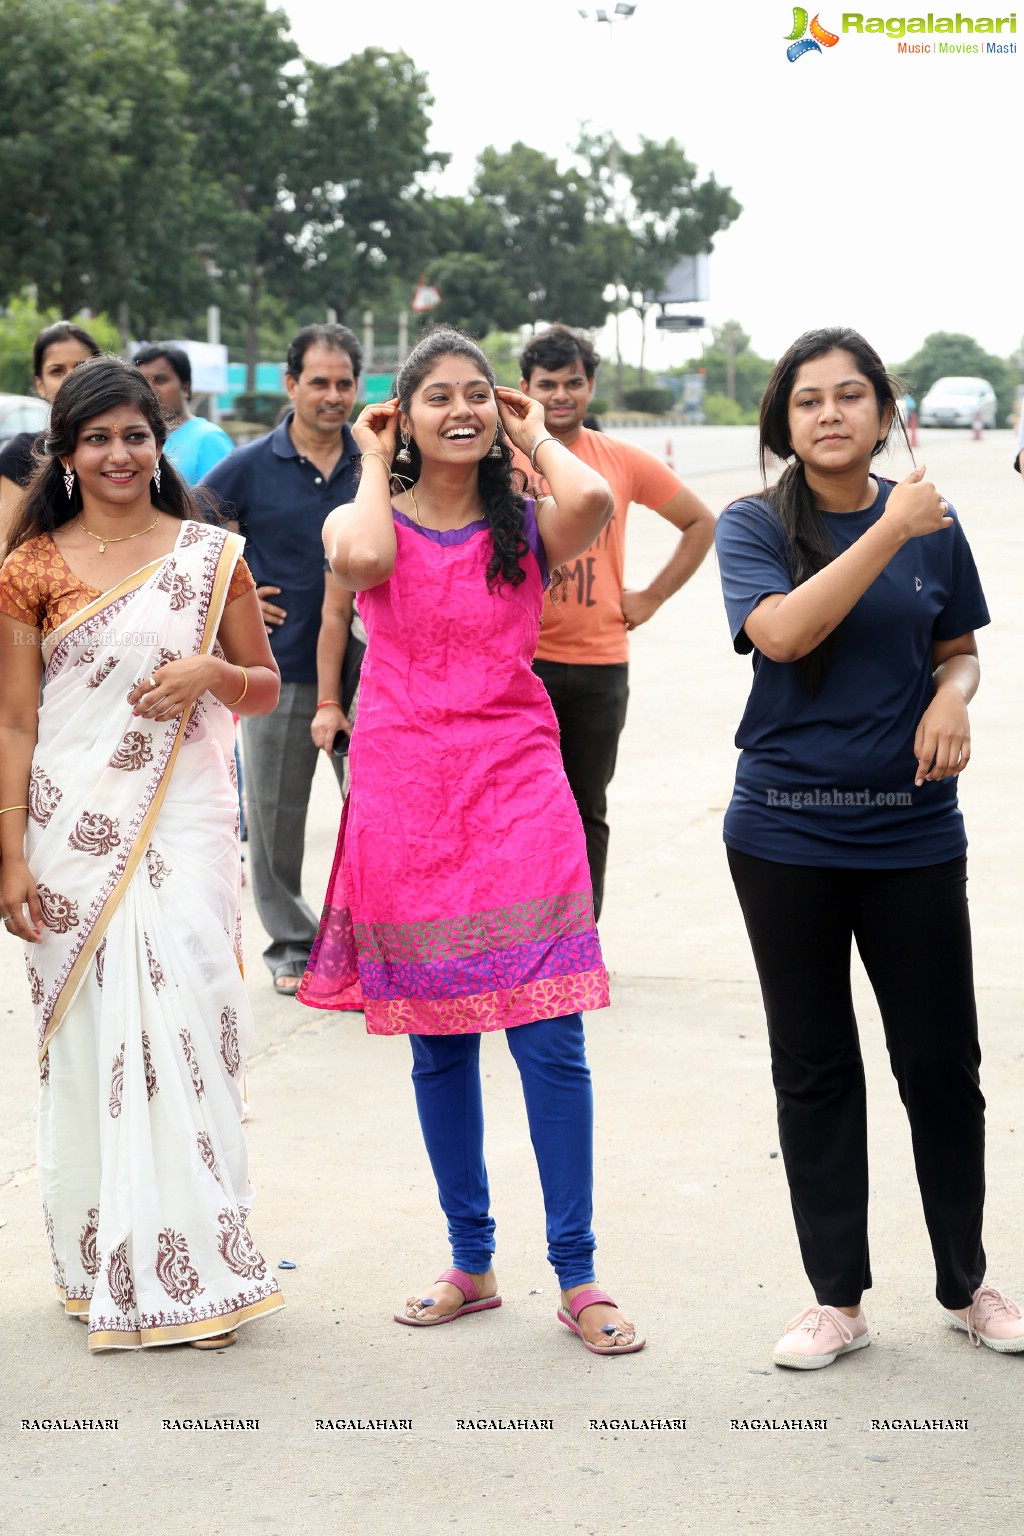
[78,513,160,554]
[407,483,482,531]
[408,484,423,526]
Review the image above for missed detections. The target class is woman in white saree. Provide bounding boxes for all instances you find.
[0,357,283,1351]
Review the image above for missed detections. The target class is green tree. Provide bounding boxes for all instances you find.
[698,322,774,415]
[710,321,749,402]
[421,252,522,339]
[577,132,741,384]
[0,292,120,395]
[898,332,1015,425]
[702,392,751,426]
[413,193,521,335]
[0,0,207,336]
[478,331,528,388]
[167,0,304,388]
[470,143,611,330]
[295,49,445,321]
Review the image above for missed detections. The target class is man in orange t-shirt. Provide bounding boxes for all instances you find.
[515,324,714,919]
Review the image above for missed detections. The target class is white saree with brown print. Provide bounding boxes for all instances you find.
[26,520,282,1349]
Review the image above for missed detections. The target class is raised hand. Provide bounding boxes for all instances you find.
[495,386,549,459]
[882,465,953,543]
[352,399,400,461]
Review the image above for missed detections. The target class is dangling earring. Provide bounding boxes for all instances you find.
[153,460,162,495]
[63,464,75,499]
[487,429,503,460]
[395,431,412,466]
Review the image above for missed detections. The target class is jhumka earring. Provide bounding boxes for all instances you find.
[487,430,503,459]
[63,465,75,499]
[153,461,162,494]
[395,431,412,466]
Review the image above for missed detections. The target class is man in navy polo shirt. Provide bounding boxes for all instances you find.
[201,323,362,992]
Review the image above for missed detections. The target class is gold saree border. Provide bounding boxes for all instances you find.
[41,559,166,667]
[58,1289,91,1317]
[40,532,243,1060]
[85,1289,284,1351]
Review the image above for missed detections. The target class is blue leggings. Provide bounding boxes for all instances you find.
[408,1013,596,1291]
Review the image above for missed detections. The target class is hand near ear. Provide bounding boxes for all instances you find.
[352,399,400,461]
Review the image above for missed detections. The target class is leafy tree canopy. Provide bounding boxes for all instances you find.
[0,292,119,395]
[573,129,741,383]
[0,0,742,386]
[0,0,206,327]
[471,143,611,330]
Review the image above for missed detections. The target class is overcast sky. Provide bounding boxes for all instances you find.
[281,0,1020,373]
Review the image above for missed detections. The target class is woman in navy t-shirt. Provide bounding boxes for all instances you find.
[716,327,1023,1368]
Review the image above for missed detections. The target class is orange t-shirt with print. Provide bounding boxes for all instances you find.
[512,428,684,665]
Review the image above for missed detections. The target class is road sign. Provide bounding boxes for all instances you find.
[411,275,442,313]
[649,253,709,304]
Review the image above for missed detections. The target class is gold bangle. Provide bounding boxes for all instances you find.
[0,805,29,815]
[225,666,248,708]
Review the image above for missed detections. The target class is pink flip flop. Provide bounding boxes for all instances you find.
[557,1287,646,1355]
[394,1267,503,1327]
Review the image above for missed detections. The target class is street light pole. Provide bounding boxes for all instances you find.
[578,4,638,410]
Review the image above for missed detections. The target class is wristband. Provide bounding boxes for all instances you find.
[316,700,342,711]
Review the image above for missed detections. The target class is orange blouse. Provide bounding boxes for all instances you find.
[0,532,255,636]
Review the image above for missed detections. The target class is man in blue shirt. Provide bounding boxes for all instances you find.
[134,344,234,484]
[201,324,362,992]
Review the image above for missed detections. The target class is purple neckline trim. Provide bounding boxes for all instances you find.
[391,501,549,585]
[393,508,486,546]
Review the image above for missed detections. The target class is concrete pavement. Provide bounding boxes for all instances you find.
[3,427,1023,1535]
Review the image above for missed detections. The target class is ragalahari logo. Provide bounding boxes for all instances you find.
[785,7,840,58]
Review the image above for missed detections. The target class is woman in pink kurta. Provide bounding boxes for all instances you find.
[299,328,644,1355]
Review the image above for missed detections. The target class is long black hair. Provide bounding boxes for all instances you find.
[758,326,909,692]
[10,355,198,552]
[393,326,528,591]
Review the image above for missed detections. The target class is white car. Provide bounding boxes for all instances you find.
[0,392,47,448]
[918,376,997,430]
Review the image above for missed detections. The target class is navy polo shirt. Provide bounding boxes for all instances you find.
[200,414,360,683]
[715,477,990,868]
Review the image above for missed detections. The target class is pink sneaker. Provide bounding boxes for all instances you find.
[946,1286,1024,1353]
[773,1304,870,1370]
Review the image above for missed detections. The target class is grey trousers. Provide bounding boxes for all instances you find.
[241,681,343,975]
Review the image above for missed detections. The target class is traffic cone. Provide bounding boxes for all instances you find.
[972,409,983,441]
[665,437,675,470]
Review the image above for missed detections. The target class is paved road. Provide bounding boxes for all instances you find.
[3,429,1023,1534]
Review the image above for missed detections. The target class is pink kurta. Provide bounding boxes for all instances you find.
[298,504,610,1035]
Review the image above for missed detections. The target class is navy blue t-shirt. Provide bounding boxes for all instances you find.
[200,414,360,683]
[715,476,990,867]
